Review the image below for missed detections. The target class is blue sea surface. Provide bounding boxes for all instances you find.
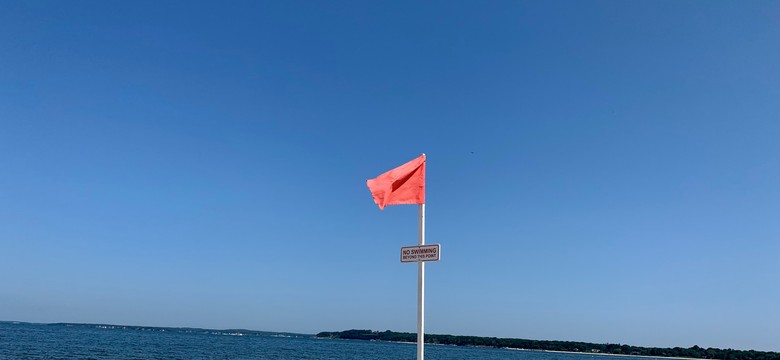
[0,322,661,360]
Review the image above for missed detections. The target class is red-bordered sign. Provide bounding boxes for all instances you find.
[400,244,440,263]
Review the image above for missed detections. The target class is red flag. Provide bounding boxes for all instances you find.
[366,154,426,210]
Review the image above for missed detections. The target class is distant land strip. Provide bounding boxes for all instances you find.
[0,321,310,338]
[316,330,780,360]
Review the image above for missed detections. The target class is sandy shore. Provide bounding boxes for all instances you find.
[505,348,705,360]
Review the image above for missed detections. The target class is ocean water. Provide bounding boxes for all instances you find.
[0,322,654,360]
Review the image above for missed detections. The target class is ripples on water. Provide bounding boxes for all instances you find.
[0,322,661,360]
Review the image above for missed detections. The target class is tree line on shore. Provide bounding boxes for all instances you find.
[316,330,779,360]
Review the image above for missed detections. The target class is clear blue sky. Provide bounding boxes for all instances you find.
[1,0,778,352]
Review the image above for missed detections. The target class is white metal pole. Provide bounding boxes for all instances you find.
[417,203,425,360]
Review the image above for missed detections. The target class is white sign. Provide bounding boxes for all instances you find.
[400,244,440,263]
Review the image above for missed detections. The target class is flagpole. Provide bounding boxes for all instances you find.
[417,203,425,360]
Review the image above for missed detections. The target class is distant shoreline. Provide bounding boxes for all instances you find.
[520,348,704,360]
[3,322,776,360]
[316,330,779,360]
[325,338,707,360]
[343,340,705,360]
